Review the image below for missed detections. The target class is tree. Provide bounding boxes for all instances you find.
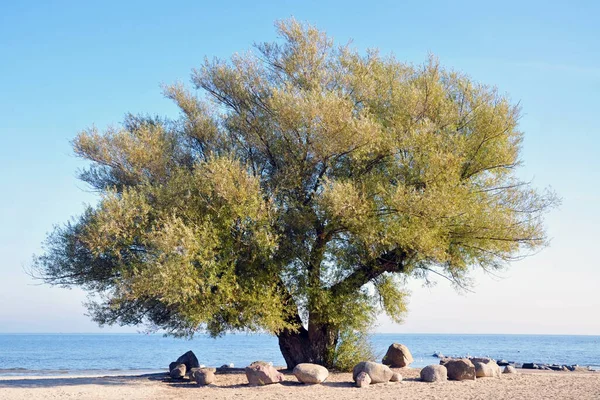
[34,19,557,369]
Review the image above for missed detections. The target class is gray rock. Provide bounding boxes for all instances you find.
[474,360,501,378]
[420,365,448,382]
[293,363,329,384]
[382,343,414,368]
[169,363,186,379]
[192,368,216,385]
[356,371,371,387]
[503,365,518,374]
[174,351,200,371]
[352,361,394,384]
[443,358,476,381]
[245,361,284,386]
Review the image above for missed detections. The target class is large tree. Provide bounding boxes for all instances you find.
[35,19,556,369]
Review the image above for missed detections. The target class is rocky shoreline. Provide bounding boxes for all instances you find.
[432,353,596,372]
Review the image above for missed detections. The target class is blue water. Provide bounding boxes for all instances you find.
[0,333,598,375]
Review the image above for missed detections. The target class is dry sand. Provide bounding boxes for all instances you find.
[0,368,598,400]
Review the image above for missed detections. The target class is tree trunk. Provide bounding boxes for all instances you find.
[277,320,338,370]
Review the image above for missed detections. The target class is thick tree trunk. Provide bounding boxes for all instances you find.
[277,325,312,369]
[277,320,338,370]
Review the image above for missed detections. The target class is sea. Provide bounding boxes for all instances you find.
[0,333,598,376]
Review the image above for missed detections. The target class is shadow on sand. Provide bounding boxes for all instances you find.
[0,373,165,389]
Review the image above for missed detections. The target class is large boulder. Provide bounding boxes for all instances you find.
[503,365,518,374]
[420,364,448,382]
[355,371,371,387]
[352,361,394,384]
[474,360,501,378]
[443,358,476,381]
[293,363,329,384]
[174,350,200,371]
[382,343,414,367]
[245,361,284,386]
[169,363,186,379]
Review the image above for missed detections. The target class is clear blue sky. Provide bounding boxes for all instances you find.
[1,0,598,334]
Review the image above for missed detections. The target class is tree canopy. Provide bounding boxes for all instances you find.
[34,19,556,369]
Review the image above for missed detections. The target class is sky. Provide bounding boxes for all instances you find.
[0,0,598,335]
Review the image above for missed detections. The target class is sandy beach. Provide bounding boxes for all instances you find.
[0,368,598,400]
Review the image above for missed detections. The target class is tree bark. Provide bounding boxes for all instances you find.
[277,325,311,369]
[277,321,338,369]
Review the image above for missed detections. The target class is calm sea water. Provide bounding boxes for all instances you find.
[0,333,598,376]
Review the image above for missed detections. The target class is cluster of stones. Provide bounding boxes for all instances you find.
[522,363,592,372]
[168,343,591,389]
[435,353,594,373]
[419,357,516,383]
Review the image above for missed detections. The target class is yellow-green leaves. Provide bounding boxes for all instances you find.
[36,18,556,344]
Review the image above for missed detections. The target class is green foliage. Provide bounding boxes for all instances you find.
[34,18,557,353]
[332,329,376,372]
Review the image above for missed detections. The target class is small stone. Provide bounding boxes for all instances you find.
[192,368,216,385]
[503,365,518,374]
[169,363,186,379]
[356,371,371,387]
[390,372,402,382]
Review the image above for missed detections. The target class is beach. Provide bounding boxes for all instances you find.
[0,368,598,400]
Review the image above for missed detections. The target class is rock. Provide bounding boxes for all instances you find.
[390,372,402,382]
[497,359,510,366]
[470,357,493,364]
[168,361,178,372]
[474,360,501,378]
[522,362,536,369]
[503,365,517,374]
[192,368,216,385]
[356,371,371,387]
[352,361,394,384]
[189,367,216,377]
[173,351,200,371]
[443,358,476,381]
[433,352,444,358]
[293,363,329,384]
[169,363,186,379]
[420,365,448,382]
[245,361,284,386]
[382,343,414,367]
